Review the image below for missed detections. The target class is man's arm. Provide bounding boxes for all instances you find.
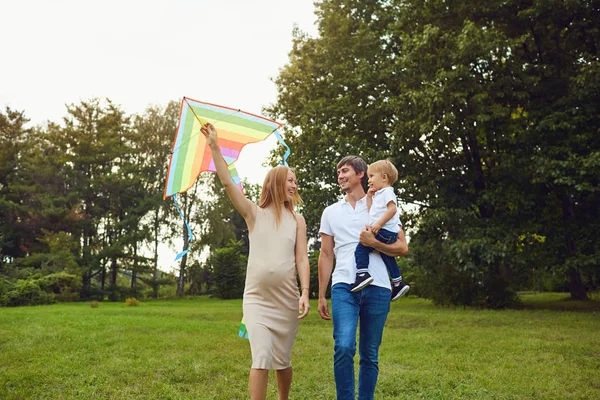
[317,233,335,320]
[359,226,408,257]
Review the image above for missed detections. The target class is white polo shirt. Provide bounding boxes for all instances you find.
[370,187,400,233]
[319,195,402,290]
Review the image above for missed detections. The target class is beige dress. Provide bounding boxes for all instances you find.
[243,206,299,370]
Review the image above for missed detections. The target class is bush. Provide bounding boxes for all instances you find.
[125,297,141,306]
[3,279,55,307]
[210,240,247,300]
[409,209,519,309]
[37,272,81,302]
[89,300,100,308]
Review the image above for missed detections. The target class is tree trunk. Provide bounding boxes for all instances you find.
[568,268,588,300]
[109,257,118,301]
[101,266,106,292]
[131,271,137,289]
[562,194,588,300]
[131,242,138,291]
[153,209,160,299]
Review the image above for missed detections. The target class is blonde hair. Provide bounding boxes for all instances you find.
[369,159,398,185]
[259,165,302,227]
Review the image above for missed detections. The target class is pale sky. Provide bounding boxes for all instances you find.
[0,0,319,267]
[0,0,318,184]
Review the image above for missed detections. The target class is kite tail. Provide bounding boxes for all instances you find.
[173,193,194,261]
[238,317,249,339]
[273,130,290,167]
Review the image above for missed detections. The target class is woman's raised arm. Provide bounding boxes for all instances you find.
[201,123,257,227]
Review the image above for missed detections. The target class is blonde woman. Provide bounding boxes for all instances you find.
[200,123,310,400]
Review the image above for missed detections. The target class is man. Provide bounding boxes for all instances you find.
[318,156,408,400]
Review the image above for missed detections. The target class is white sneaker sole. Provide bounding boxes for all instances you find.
[351,277,374,292]
[391,285,410,301]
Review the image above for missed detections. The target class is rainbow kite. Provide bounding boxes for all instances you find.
[164,97,283,199]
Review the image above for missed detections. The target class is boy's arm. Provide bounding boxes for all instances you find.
[360,225,408,257]
[366,187,375,211]
[372,201,397,234]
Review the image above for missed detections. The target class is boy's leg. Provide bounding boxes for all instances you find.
[352,243,375,292]
[358,285,390,400]
[332,283,360,400]
[375,229,410,301]
[374,229,402,282]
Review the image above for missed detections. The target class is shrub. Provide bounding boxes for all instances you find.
[210,240,247,300]
[3,279,55,307]
[37,272,81,302]
[89,300,100,308]
[125,297,141,306]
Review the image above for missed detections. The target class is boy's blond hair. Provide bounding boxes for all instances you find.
[369,159,398,185]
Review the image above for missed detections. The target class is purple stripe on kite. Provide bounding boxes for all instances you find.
[220,147,240,158]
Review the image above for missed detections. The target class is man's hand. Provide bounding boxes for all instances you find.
[318,296,331,320]
[359,225,378,247]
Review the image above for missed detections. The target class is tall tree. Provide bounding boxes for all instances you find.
[0,108,34,265]
[268,0,599,306]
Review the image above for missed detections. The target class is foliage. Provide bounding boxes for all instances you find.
[125,297,141,306]
[268,0,600,306]
[0,278,55,307]
[0,100,192,304]
[209,240,247,299]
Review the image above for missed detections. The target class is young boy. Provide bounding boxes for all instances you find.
[351,159,410,301]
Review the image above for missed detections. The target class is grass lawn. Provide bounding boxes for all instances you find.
[1,294,599,399]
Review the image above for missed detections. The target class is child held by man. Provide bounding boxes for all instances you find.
[351,159,410,301]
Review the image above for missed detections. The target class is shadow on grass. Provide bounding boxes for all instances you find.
[516,292,600,312]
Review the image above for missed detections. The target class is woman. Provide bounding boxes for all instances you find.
[200,123,310,400]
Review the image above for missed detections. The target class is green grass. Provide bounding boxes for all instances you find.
[1,295,599,399]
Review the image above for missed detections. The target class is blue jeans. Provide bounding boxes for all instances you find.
[354,228,401,281]
[331,283,390,400]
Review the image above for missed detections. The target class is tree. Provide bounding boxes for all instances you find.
[0,108,34,264]
[132,101,179,298]
[210,240,247,299]
[268,0,599,306]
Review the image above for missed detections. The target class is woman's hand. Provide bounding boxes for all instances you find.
[298,293,310,319]
[200,122,218,146]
